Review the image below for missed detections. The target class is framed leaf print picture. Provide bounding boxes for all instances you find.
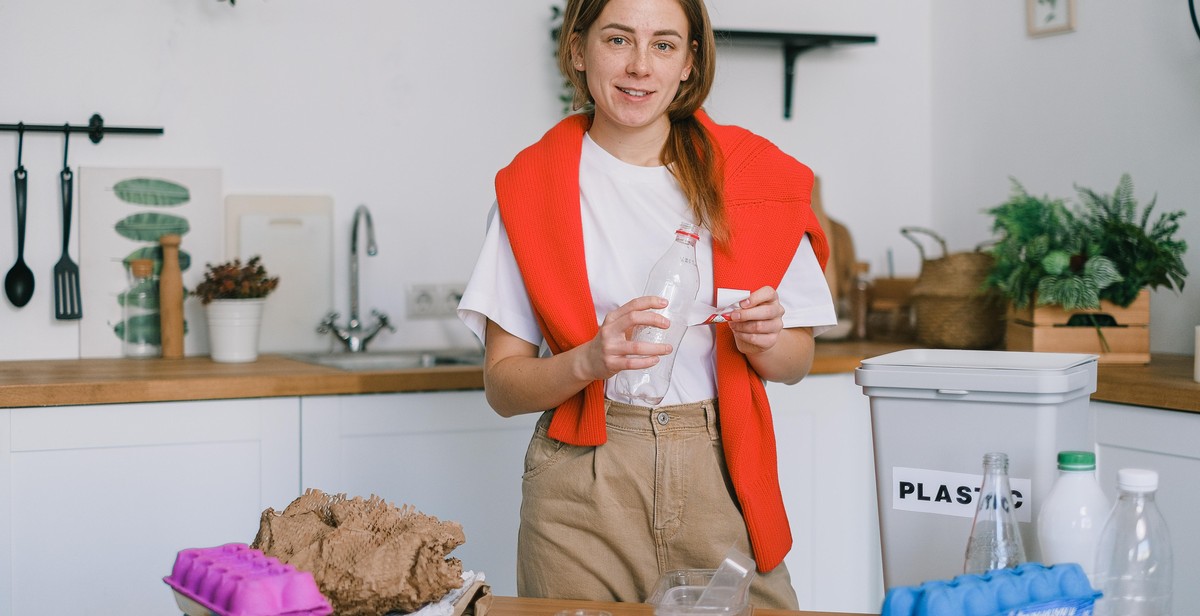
[78,167,223,358]
[1027,0,1076,37]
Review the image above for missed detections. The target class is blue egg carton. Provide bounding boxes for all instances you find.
[881,562,1100,616]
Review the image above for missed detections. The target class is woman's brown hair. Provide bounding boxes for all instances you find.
[557,0,729,246]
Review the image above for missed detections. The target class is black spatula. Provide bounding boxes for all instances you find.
[53,128,81,320]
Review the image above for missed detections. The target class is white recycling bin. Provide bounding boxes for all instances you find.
[854,349,1098,589]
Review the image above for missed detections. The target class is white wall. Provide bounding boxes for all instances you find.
[706,0,933,280]
[0,0,931,361]
[0,0,561,358]
[930,2,1200,354]
[5,2,1193,357]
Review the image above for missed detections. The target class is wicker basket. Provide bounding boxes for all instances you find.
[901,227,1005,349]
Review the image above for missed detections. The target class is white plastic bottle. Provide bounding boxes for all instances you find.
[611,221,701,406]
[1036,451,1110,582]
[1093,468,1173,616]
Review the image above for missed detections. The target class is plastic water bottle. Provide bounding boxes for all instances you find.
[964,452,1027,574]
[1036,451,1110,582]
[1093,468,1172,616]
[611,221,700,406]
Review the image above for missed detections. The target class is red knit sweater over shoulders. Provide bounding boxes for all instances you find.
[494,110,828,572]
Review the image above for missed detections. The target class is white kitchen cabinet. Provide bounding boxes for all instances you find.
[1092,400,1200,612]
[0,397,300,616]
[300,391,537,598]
[15,380,1189,615]
[770,373,884,614]
[300,381,884,612]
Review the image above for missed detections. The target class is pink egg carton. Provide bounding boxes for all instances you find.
[164,543,332,616]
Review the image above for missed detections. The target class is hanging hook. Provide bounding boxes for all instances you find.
[61,123,74,187]
[16,122,25,171]
[62,123,71,170]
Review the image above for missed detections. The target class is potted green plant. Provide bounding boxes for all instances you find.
[984,174,1187,360]
[193,256,280,363]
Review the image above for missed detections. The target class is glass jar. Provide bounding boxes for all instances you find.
[121,258,161,358]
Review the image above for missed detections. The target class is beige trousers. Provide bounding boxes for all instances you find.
[516,399,800,610]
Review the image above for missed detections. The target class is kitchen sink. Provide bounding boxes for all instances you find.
[287,349,484,372]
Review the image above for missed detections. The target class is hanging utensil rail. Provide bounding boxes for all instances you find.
[0,114,163,144]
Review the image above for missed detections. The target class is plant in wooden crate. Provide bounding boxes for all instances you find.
[984,174,1187,362]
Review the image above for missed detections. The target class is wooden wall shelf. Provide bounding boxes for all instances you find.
[713,30,878,119]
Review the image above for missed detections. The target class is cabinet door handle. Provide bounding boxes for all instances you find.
[937,389,970,396]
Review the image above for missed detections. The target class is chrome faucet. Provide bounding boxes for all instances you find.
[317,204,395,352]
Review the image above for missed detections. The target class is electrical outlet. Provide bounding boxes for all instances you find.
[407,284,441,319]
[406,283,465,319]
[438,282,467,312]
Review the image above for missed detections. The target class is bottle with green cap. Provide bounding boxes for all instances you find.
[1036,450,1110,582]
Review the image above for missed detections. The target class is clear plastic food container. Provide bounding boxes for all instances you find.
[648,569,752,616]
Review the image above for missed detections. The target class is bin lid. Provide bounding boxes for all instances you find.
[855,349,1098,396]
[860,349,1096,371]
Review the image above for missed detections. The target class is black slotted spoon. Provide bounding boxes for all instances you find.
[54,126,81,319]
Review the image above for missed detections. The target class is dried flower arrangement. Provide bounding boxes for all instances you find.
[192,256,279,304]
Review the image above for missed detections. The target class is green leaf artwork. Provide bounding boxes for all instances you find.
[1038,0,1059,23]
[123,246,192,273]
[112,315,188,343]
[105,173,198,354]
[113,178,191,207]
[114,212,190,242]
[114,314,162,344]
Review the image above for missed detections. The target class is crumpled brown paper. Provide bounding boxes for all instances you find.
[251,488,467,616]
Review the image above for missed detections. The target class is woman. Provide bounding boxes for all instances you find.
[458,0,835,609]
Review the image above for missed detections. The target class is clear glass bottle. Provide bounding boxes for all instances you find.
[964,452,1027,574]
[1093,468,1172,616]
[851,261,871,340]
[1036,450,1110,582]
[120,258,161,358]
[611,221,701,406]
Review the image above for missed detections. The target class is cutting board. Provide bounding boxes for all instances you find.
[225,195,334,353]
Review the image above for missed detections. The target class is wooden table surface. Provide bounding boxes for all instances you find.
[485,595,875,616]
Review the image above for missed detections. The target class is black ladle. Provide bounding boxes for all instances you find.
[5,126,34,307]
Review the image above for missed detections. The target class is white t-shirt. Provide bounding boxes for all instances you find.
[459,133,836,406]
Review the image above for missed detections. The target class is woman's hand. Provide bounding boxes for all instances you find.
[726,285,816,385]
[573,295,674,382]
[726,286,787,355]
[483,296,674,417]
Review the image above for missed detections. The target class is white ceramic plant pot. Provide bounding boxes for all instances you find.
[206,298,266,363]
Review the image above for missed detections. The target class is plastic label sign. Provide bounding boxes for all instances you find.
[890,466,1032,522]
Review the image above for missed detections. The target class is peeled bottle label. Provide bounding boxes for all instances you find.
[685,289,752,326]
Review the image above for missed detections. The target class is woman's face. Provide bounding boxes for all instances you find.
[573,0,694,145]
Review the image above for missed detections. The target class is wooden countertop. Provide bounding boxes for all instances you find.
[486,595,873,616]
[0,354,484,408]
[0,341,908,409]
[1095,353,1200,413]
[0,342,1195,414]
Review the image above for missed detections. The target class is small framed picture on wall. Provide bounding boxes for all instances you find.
[1027,0,1076,37]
